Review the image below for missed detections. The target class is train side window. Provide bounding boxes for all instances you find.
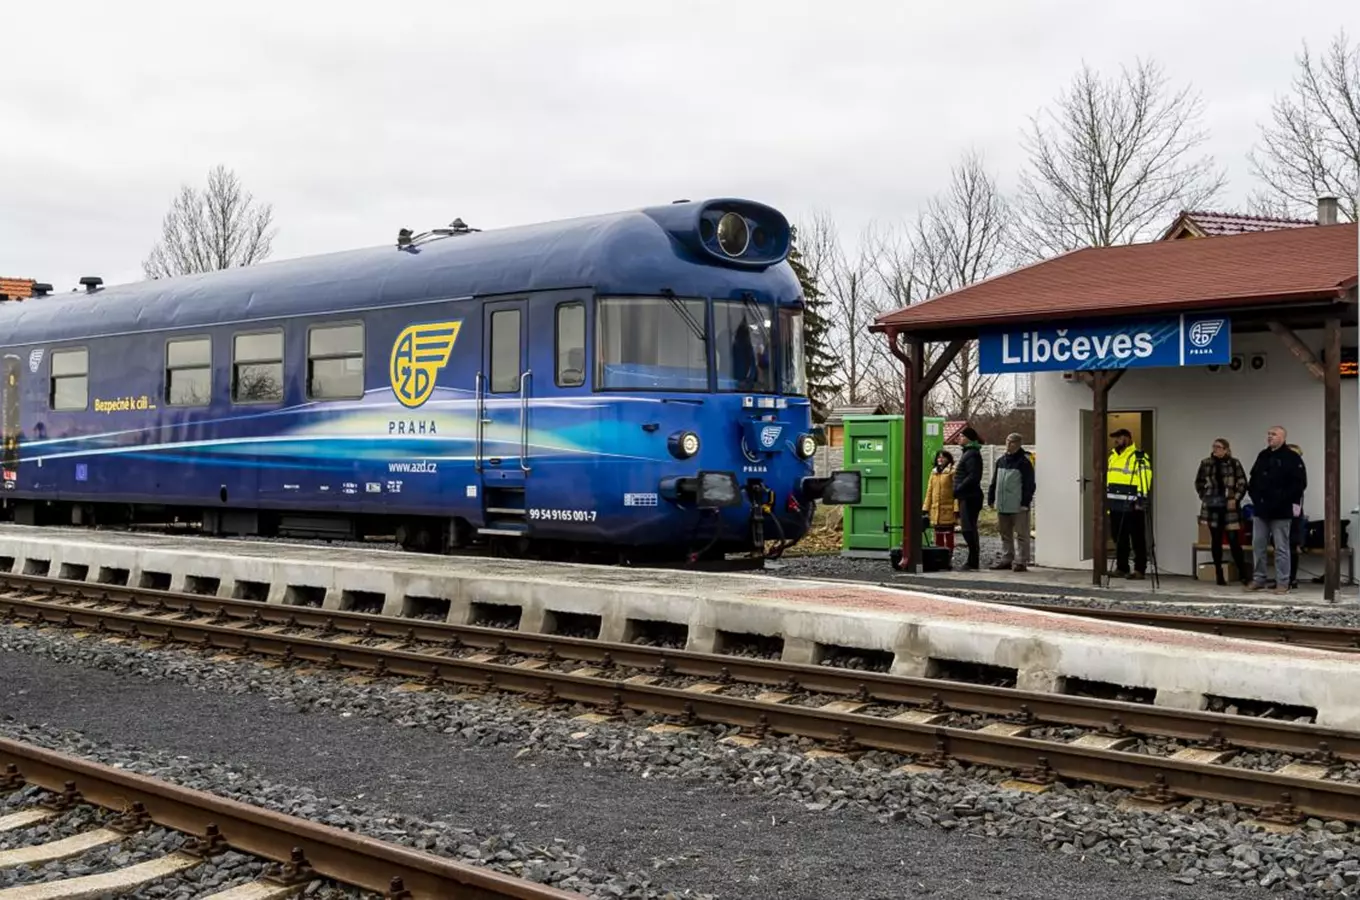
[233,330,284,403]
[49,348,89,411]
[555,302,586,387]
[308,323,364,400]
[489,309,521,393]
[165,337,212,407]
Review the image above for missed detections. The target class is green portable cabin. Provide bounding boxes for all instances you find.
[840,414,945,556]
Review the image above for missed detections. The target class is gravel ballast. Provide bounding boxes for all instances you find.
[5,625,1359,897]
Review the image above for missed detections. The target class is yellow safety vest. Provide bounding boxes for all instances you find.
[1107,445,1152,512]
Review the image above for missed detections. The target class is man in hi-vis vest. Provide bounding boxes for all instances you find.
[1107,427,1153,579]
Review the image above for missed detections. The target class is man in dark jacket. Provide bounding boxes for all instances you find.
[1247,425,1307,594]
[988,432,1036,572]
[953,427,984,570]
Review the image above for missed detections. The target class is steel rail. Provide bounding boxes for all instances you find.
[1012,601,1360,652]
[3,594,1360,823]
[2,585,1359,760]
[0,736,583,900]
[867,579,1360,652]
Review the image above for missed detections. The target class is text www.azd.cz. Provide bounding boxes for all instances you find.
[388,460,438,473]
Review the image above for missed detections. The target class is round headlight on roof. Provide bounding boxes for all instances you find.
[716,212,750,257]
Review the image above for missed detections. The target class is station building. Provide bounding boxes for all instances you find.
[873,200,1358,600]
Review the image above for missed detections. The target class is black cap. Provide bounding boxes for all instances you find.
[1110,428,1132,439]
[961,426,981,442]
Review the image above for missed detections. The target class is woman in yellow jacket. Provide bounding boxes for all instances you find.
[923,449,958,550]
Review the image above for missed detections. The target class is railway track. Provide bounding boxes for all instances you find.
[862,579,1360,652]
[0,736,582,899]
[995,598,1360,652]
[3,572,1360,828]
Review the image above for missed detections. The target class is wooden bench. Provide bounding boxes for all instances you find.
[1190,541,1354,583]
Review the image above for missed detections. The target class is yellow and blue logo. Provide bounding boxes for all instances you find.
[390,321,461,409]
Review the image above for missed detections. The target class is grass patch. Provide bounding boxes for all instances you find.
[780,504,843,557]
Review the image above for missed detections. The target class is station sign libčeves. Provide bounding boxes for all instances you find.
[978,314,1232,374]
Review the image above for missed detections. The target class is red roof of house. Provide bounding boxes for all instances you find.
[874,222,1357,334]
[0,277,34,300]
[1160,210,1317,240]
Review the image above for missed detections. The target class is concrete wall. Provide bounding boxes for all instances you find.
[1034,326,1358,575]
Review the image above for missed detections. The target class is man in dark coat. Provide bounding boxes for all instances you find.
[953,427,984,570]
[1247,425,1307,594]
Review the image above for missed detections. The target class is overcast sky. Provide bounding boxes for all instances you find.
[1,1,1351,292]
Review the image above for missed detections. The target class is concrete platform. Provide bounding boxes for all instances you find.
[5,524,1360,729]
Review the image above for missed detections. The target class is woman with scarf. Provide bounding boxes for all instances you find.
[923,449,958,552]
[1194,437,1249,585]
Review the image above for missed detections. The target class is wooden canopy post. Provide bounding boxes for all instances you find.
[1086,369,1125,586]
[1323,313,1341,601]
[887,331,966,572]
[902,336,924,572]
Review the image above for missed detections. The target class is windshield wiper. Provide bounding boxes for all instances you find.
[740,294,769,341]
[663,292,706,344]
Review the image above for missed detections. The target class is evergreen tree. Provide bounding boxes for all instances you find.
[788,225,839,422]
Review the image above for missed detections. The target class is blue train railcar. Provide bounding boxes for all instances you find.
[0,199,859,562]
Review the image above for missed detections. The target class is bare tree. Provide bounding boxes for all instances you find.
[1015,59,1224,258]
[903,151,1013,419]
[143,165,277,279]
[1249,30,1359,222]
[798,213,889,406]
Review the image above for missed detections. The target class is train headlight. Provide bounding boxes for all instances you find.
[716,212,750,257]
[796,433,817,459]
[668,430,701,459]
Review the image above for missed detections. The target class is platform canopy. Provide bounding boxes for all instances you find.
[870,221,1359,599]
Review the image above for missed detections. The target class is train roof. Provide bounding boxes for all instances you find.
[0,199,800,348]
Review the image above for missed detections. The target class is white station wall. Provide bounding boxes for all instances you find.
[1034,326,1358,575]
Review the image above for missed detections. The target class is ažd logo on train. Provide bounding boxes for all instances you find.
[389,321,461,409]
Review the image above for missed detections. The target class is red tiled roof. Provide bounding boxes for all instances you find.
[0,277,35,300]
[874,222,1358,333]
[1161,210,1317,240]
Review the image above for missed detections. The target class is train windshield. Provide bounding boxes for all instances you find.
[597,296,708,391]
[780,308,807,396]
[713,299,774,393]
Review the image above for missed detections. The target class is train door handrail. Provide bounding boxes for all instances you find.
[474,371,484,472]
[519,370,532,473]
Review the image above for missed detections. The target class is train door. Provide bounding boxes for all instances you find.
[2,356,20,485]
[476,299,531,537]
